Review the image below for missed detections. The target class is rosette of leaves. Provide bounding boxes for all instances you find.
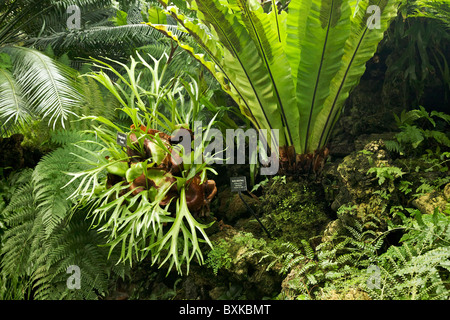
[147,0,401,174]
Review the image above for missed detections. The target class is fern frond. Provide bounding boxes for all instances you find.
[1,132,127,300]
[32,131,101,236]
[384,140,404,154]
[1,182,38,276]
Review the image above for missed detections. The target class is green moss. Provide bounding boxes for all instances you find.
[205,239,233,275]
[260,179,330,246]
[204,229,284,298]
[206,231,269,275]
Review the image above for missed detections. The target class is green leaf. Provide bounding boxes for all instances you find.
[0,53,12,70]
[1,46,83,130]
[111,10,128,26]
[148,7,168,24]
[310,0,400,151]
[236,0,299,149]
[126,162,145,182]
[0,67,30,126]
[293,0,352,153]
[106,161,129,177]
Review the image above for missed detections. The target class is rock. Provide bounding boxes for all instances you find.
[322,288,371,300]
[280,264,306,299]
[215,187,259,224]
[334,140,391,204]
[209,286,228,300]
[354,132,397,152]
[173,226,283,300]
[260,178,330,246]
[321,219,344,242]
[208,228,283,299]
[444,183,450,202]
[412,191,449,215]
[322,139,398,232]
[281,263,372,300]
[181,277,201,300]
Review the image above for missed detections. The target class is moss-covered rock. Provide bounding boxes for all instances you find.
[412,191,449,215]
[444,183,450,202]
[207,229,282,298]
[322,139,400,234]
[259,178,330,246]
[335,140,392,204]
[170,227,285,300]
[214,187,258,224]
[321,219,344,243]
[321,287,371,300]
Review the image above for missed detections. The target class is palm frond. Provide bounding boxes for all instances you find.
[0,67,31,130]
[1,46,84,130]
[30,24,182,59]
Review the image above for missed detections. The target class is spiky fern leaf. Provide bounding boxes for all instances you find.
[0,178,39,277]
[0,46,84,134]
[67,76,121,131]
[0,147,127,300]
[369,244,450,300]
[32,130,102,237]
[30,209,127,300]
[365,209,450,300]
[276,212,387,299]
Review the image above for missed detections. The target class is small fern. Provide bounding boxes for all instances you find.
[387,107,450,156]
[369,244,450,300]
[278,211,387,299]
[366,209,450,300]
[32,130,102,236]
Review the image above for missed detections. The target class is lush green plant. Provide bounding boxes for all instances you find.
[64,52,221,275]
[0,131,128,299]
[271,206,449,300]
[367,209,450,300]
[411,0,450,28]
[0,46,84,134]
[205,239,233,275]
[0,0,185,135]
[366,163,405,191]
[382,0,450,106]
[385,106,450,155]
[19,0,178,63]
[0,168,33,227]
[0,1,112,134]
[148,0,400,172]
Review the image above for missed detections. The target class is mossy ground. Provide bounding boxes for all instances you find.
[259,178,331,247]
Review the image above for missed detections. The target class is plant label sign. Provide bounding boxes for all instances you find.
[230,176,247,192]
[117,132,127,147]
